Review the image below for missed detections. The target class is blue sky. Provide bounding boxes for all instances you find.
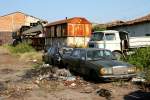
[0,0,150,23]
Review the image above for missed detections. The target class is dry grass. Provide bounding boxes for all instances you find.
[0,46,11,55]
[1,44,43,64]
[19,52,43,63]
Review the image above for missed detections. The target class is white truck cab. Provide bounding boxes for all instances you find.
[88,30,129,58]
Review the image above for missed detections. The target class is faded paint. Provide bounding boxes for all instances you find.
[68,24,91,37]
[67,37,90,47]
[45,17,92,48]
[45,37,90,49]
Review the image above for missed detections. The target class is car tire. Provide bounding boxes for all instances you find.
[90,70,100,82]
[59,61,64,68]
[51,59,55,66]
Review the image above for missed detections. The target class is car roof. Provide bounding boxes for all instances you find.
[74,48,111,51]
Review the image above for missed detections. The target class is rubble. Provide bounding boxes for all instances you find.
[132,77,146,83]
[97,88,112,100]
[27,64,91,89]
[80,86,94,93]
[0,82,7,92]
[0,84,32,99]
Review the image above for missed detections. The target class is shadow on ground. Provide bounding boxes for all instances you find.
[124,90,150,100]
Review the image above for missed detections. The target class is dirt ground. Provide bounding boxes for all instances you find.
[0,48,150,100]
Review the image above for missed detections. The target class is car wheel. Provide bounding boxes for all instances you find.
[90,70,100,82]
[51,59,55,66]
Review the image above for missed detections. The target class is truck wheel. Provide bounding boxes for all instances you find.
[113,51,122,60]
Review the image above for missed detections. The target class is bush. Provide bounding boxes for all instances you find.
[5,42,35,54]
[125,47,150,82]
[19,52,43,63]
[92,26,106,31]
[125,47,150,69]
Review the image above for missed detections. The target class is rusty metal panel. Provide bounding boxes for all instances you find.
[68,24,74,36]
[68,23,91,37]
[45,18,91,38]
[51,26,55,37]
[62,24,67,36]
[85,24,91,37]
[56,25,61,37]
[45,28,51,37]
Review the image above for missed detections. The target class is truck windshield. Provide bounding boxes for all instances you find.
[87,50,113,60]
[105,33,116,40]
[90,32,104,41]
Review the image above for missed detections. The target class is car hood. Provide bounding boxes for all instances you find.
[89,59,132,68]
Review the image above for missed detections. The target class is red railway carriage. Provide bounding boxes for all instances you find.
[45,17,92,47]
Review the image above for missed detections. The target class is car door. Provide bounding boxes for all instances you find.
[69,49,81,72]
[79,50,87,75]
[48,47,55,64]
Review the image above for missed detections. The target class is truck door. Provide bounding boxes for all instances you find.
[119,31,129,51]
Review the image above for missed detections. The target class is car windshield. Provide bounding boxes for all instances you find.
[87,50,113,60]
[90,32,104,41]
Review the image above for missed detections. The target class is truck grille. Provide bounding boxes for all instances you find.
[113,66,128,75]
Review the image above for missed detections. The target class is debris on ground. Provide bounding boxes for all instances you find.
[0,82,7,92]
[80,86,94,93]
[132,77,146,83]
[97,88,112,100]
[26,64,91,89]
[0,83,33,99]
[0,68,14,74]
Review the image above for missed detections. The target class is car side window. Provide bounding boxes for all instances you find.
[80,50,86,60]
[48,48,52,53]
[50,48,55,54]
[71,50,80,58]
[104,50,113,57]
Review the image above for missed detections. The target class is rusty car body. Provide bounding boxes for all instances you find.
[62,48,137,81]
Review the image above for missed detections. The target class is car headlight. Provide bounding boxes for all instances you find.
[128,67,136,73]
[100,68,112,75]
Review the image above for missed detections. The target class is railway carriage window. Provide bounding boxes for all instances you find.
[105,33,115,40]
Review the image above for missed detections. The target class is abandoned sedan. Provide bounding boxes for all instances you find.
[43,46,73,66]
[63,48,137,81]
